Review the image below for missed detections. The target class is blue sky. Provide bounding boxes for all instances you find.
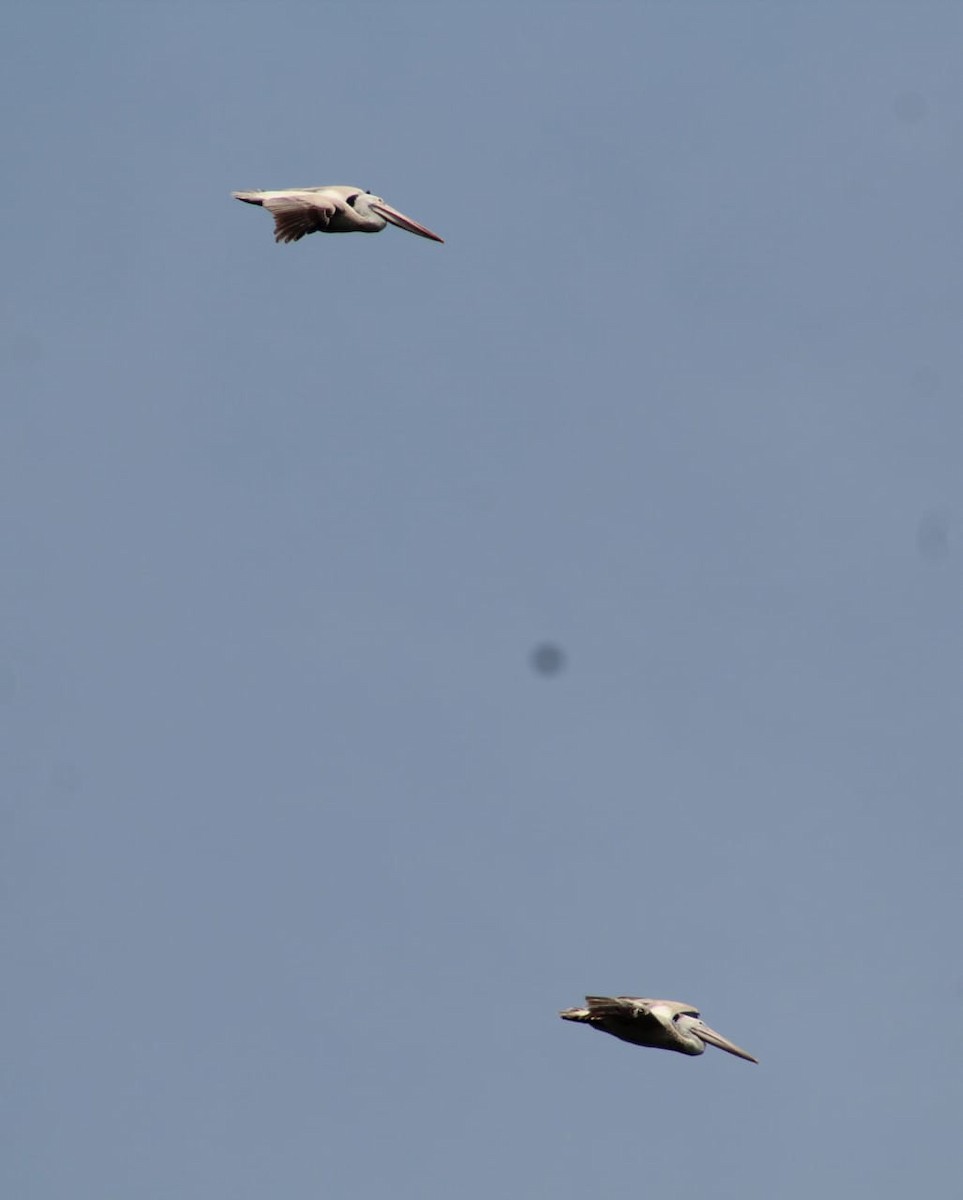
[4,3,963,1196]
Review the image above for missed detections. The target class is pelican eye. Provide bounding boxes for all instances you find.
[345,193,361,208]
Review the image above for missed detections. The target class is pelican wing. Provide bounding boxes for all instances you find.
[261,195,338,244]
[585,996,652,1020]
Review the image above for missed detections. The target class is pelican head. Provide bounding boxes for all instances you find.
[661,1002,758,1062]
[350,191,445,242]
[559,995,758,1063]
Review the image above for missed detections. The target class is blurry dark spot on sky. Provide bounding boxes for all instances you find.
[530,643,565,676]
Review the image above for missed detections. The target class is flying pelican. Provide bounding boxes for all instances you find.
[232,185,444,245]
[559,996,758,1063]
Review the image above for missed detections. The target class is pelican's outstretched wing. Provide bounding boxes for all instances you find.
[585,996,655,1021]
[232,190,338,243]
[561,996,666,1044]
[261,195,337,244]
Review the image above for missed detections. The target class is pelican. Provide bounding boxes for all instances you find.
[232,185,444,245]
[559,996,757,1063]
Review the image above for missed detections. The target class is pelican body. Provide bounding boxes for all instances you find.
[560,996,757,1063]
[232,185,444,245]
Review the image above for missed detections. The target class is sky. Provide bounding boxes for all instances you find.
[3,2,963,1196]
